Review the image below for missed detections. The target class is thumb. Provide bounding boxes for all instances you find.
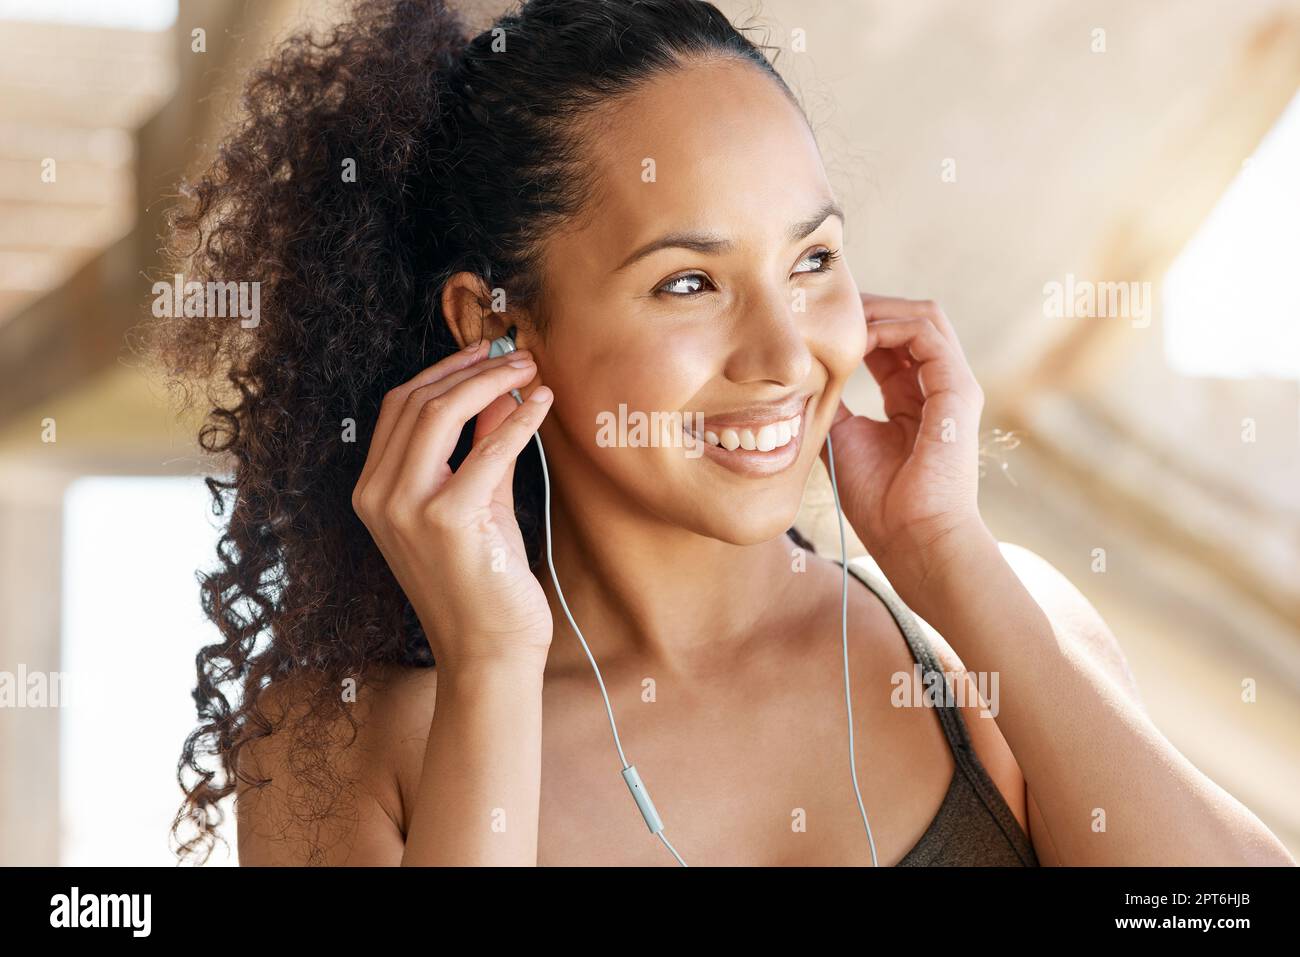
[829,398,853,430]
[472,390,520,445]
[448,387,553,515]
[471,391,527,505]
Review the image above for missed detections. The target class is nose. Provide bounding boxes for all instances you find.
[720,285,814,387]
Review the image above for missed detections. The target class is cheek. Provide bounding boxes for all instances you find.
[580,328,714,407]
[806,280,865,380]
[539,333,709,452]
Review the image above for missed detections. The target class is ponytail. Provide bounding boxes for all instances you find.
[156,0,791,863]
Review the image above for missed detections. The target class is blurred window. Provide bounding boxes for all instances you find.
[0,0,176,30]
[60,476,233,865]
[1163,87,1300,379]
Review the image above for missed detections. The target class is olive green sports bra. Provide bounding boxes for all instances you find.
[836,557,1040,866]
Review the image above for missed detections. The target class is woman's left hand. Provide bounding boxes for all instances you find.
[820,294,993,595]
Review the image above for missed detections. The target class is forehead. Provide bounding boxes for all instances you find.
[554,57,831,264]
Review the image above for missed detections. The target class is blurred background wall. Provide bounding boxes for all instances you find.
[0,0,1296,865]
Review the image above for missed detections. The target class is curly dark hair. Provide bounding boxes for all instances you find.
[153,0,804,864]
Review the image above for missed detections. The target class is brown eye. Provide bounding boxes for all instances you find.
[793,248,841,275]
[657,273,712,296]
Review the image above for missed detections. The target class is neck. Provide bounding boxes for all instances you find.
[536,465,804,679]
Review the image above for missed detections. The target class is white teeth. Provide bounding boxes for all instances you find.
[700,413,802,453]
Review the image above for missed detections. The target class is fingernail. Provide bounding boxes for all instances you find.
[530,386,552,403]
[508,357,534,367]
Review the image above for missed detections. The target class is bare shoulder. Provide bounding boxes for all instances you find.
[994,541,1142,705]
[902,539,1143,866]
[235,662,436,865]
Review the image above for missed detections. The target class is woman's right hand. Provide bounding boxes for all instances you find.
[352,340,555,670]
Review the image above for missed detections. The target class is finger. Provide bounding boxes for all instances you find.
[875,361,924,424]
[821,399,902,478]
[819,398,854,467]
[360,339,490,487]
[439,386,554,514]
[359,350,517,513]
[870,318,982,455]
[472,391,528,511]
[916,300,965,355]
[828,397,853,430]
[856,309,922,414]
[388,361,539,506]
[866,316,977,404]
[473,389,524,445]
[863,345,911,390]
[379,351,533,485]
[864,343,927,422]
[861,295,963,354]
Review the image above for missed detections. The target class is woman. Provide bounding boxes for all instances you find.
[159,0,1294,866]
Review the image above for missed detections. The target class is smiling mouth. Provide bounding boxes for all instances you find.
[679,394,813,475]
[701,413,801,452]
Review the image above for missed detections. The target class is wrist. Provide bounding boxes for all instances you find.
[876,518,1000,616]
[419,611,553,678]
[435,648,550,683]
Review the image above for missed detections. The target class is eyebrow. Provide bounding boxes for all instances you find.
[612,198,845,273]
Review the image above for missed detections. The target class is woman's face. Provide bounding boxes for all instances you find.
[530,58,866,544]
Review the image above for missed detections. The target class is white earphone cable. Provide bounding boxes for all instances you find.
[532,427,690,865]
[523,402,876,867]
[825,431,880,867]
[533,430,631,770]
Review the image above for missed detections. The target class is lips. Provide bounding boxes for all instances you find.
[675,394,814,479]
[690,393,811,454]
[703,414,801,452]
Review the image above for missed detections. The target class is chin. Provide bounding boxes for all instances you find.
[683,496,804,547]
[647,437,819,546]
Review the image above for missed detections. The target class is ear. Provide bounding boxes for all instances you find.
[441,272,525,350]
